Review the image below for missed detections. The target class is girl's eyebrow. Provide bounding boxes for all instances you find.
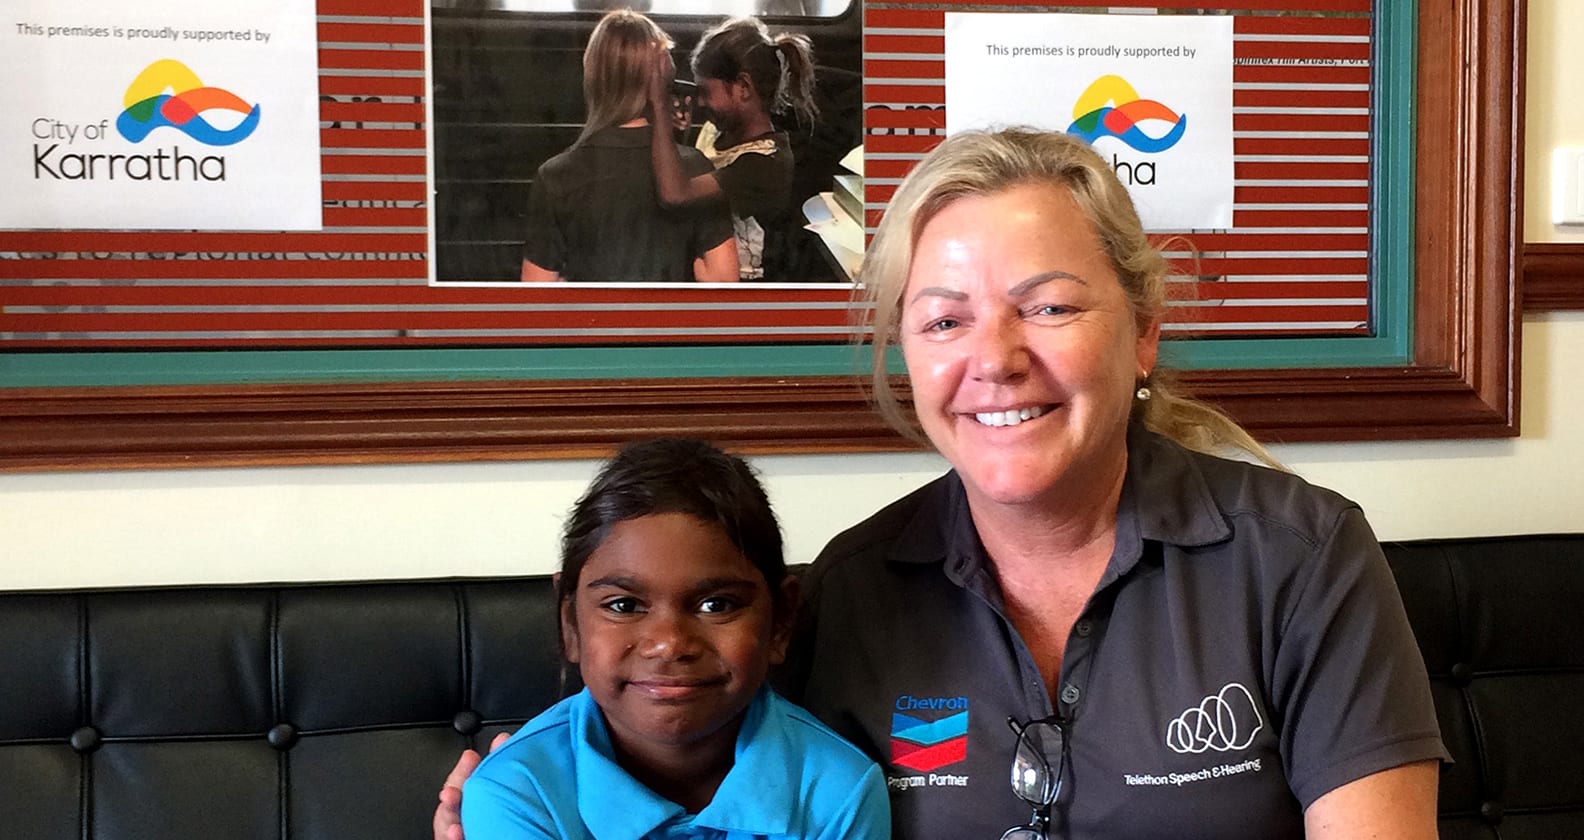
[685,576,760,595]
[581,574,760,593]
[583,574,642,591]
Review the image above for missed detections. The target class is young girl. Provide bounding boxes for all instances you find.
[459,439,889,839]
[521,11,736,283]
[647,17,818,281]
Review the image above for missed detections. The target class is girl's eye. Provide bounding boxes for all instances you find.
[698,596,741,614]
[601,597,642,614]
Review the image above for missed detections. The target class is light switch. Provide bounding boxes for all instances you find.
[1552,147,1584,225]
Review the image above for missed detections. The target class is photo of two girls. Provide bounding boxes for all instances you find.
[429,1,864,285]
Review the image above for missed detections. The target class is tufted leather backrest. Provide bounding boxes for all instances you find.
[1383,535,1584,839]
[3,536,1584,838]
[0,579,571,840]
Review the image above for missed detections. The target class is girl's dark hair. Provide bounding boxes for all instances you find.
[557,438,787,614]
[691,16,818,125]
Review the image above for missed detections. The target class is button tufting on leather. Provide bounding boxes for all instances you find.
[1450,662,1474,686]
[69,726,101,753]
[453,710,483,736]
[1480,800,1503,824]
[267,723,298,750]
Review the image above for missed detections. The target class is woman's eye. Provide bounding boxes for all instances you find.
[1032,304,1074,317]
[924,317,960,332]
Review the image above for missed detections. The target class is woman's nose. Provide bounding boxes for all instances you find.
[971,316,1030,382]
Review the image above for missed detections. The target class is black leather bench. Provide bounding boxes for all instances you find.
[3,534,1581,838]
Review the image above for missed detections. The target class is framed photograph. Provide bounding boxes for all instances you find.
[0,0,1520,470]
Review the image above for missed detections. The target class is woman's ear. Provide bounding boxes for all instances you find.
[767,575,801,666]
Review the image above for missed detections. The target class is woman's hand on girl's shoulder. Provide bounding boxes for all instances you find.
[433,732,510,840]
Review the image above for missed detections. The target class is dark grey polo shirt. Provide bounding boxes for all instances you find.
[785,426,1447,840]
[523,125,733,283]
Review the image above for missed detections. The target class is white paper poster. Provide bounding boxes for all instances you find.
[0,0,322,231]
[945,13,1234,230]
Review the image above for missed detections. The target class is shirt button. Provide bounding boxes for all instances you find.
[1074,619,1093,637]
[1060,684,1081,704]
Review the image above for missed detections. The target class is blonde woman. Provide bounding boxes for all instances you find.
[789,128,1443,839]
[520,10,736,283]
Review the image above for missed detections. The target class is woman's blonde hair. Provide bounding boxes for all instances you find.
[578,10,672,145]
[860,127,1278,467]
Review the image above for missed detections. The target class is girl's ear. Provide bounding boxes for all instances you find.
[732,72,755,103]
[767,575,801,667]
[556,574,581,664]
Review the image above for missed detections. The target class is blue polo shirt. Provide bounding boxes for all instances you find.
[461,686,890,840]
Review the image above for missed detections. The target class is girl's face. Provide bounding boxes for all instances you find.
[696,74,753,133]
[561,512,791,763]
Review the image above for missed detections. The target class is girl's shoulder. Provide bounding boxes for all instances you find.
[471,690,587,777]
[760,689,879,777]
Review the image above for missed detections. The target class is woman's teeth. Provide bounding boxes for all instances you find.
[974,406,1047,427]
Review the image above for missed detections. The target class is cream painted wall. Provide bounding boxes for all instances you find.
[3,1,1582,589]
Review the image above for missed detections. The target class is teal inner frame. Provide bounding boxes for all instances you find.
[1165,0,1413,371]
[1,1,1413,389]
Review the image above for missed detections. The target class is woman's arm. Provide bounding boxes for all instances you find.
[520,259,561,283]
[1304,760,1439,839]
[694,238,739,282]
[433,732,509,840]
[648,46,723,207]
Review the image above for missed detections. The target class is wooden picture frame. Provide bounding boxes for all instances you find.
[0,0,1521,470]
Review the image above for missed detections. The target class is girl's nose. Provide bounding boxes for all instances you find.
[971,316,1030,383]
[637,613,703,660]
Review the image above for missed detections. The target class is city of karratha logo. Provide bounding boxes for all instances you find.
[1065,74,1186,154]
[116,58,261,146]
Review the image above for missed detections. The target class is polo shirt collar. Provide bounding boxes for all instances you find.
[573,687,795,839]
[1121,424,1231,547]
[1103,425,1231,583]
[885,425,1232,585]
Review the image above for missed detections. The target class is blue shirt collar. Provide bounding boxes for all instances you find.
[572,687,796,839]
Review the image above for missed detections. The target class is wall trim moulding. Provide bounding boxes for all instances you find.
[1523,243,1584,311]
